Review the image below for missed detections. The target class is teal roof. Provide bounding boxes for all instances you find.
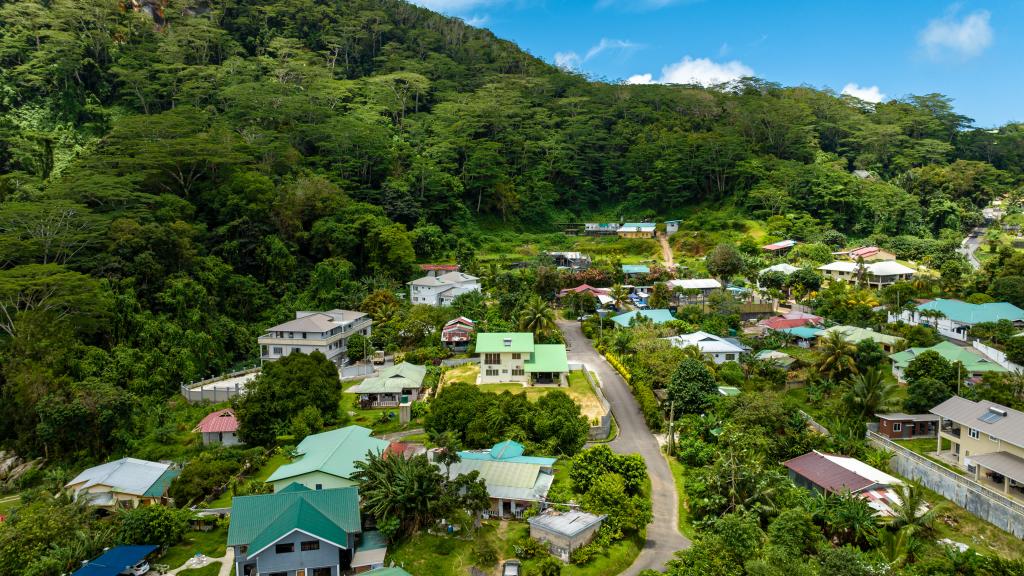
[620,222,655,229]
[267,426,389,483]
[917,299,1024,325]
[347,362,426,394]
[524,344,569,373]
[475,332,535,353]
[358,530,388,551]
[142,469,179,498]
[778,327,823,339]
[611,309,676,327]
[460,440,557,467]
[889,341,1007,373]
[227,483,360,552]
[622,264,650,274]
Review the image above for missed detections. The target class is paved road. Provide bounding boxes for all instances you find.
[559,320,690,574]
[958,227,983,270]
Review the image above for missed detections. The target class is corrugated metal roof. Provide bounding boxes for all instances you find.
[73,545,158,576]
[917,299,1024,325]
[784,451,882,494]
[444,459,553,501]
[194,409,239,434]
[476,332,535,354]
[890,341,1006,373]
[524,344,569,374]
[267,426,389,483]
[528,510,605,537]
[67,458,174,498]
[611,309,676,327]
[621,264,650,274]
[821,325,904,346]
[228,484,360,548]
[875,413,940,422]
[969,451,1024,481]
[347,363,426,394]
[930,396,1024,447]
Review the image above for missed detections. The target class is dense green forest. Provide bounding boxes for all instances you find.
[1,0,1024,463]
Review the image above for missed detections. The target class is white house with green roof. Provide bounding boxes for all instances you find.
[229,483,379,576]
[345,362,426,408]
[888,298,1024,342]
[437,440,557,518]
[266,426,390,492]
[476,333,569,384]
[889,341,1007,383]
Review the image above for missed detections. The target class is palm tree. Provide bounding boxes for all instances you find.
[888,482,937,533]
[816,331,858,381]
[610,284,629,309]
[611,329,633,358]
[844,367,899,419]
[353,451,446,538]
[518,295,557,339]
[875,526,921,567]
[822,491,880,547]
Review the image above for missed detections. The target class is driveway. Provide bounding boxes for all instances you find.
[558,320,691,574]
[958,227,983,270]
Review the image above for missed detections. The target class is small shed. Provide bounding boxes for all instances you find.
[528,509,606,562]
[194,409,240,446]
[875,413,939,439]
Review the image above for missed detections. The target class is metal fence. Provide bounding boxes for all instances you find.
[867,430,1024,537]
[441,357,479,367]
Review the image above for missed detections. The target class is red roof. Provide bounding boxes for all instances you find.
[849,246,881,258]
[558,284,611,297]
[760,315,822,330]
[443,316,475,328]
[763,239,797,251]
[784,451,873,493]
[419,264,460,272]
[194,409,239,434]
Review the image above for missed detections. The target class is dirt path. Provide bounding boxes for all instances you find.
[657,233,673,269]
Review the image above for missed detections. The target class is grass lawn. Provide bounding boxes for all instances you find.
[921,485,1023,560]
[0,494,20,515]
[387,523,501,576]
[778,345,821,365]
[503,523,642,576]
[477,371,607,422]
[208,451,291,508]
[665,454,697,539]
[158,526,228,570]
[444,364,480,388]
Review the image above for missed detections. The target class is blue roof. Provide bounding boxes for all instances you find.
[622,264,650,274]
[611,309,676,327]
[779,326,823,339]
[459,440,556,466]
[74,545,158,576]
[917,299,1024,325]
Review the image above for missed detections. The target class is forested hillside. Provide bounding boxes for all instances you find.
[1,0,1023,461]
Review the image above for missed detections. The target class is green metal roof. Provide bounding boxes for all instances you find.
[267,426,389,484]
[819,325,904,346]
[622,264,650,274]
[889,341,1008,373]
[779,326,823,339]
[524,344,569,373]
[611,309,676,327]
[362,568,412,576]
[227,483,360,551]
[917,299,1024,325]
[347,362,426,394]
[142,468,179,498]
[718,386,742,397]
[475,332,535,353]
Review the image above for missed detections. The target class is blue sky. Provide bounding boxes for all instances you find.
[410,0,1023,127]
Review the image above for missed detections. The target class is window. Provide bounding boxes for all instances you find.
[892,423,902,432]
[512,368,525,376]
[969,428,979,439]
[485,353,501,365]
[239,546,248,554]
[486,368,499,377]
[312,569,332,576]
[300,541,320,551]
[292,347,301,353]
[273,347,283,355]
[275,543,294,554]
[261,345,268,356]
[725,354,736,361]
[512,353,522,360]
[315,483,323,490]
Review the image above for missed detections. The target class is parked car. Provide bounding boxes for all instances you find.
[502,560,521,576]
[123,560,150,576]
[372,350,386,365]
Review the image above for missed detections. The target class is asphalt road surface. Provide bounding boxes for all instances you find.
[559,319,691,574]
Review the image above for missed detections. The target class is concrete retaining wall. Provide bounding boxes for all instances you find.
[573,363,612,440]
[867,431,1024,539]
[971,340,1023,373]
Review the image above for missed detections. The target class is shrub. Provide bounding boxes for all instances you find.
[473,539,498,566]
[117,505,191,549]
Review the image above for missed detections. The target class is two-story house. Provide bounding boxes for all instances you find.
[663,331,750,364]
[229,483,369,576]
[930,396,1024,500]
[345,362,426,408]
[476,332,569,384]
[817,260,915,288]
[441,316,476,351]
[407,271,481,306]
[258,310,372,366]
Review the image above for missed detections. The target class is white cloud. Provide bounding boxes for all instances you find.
[555,38,639,70]
[555,51,581,69]
[919,9,993,59]
[464,14,490,26]
[627,56,753,86]
[841,83,886,103]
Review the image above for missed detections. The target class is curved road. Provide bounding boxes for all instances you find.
[559,319,691,574]
[958,227,983,270]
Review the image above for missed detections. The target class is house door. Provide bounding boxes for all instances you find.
[297,570,306,576]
